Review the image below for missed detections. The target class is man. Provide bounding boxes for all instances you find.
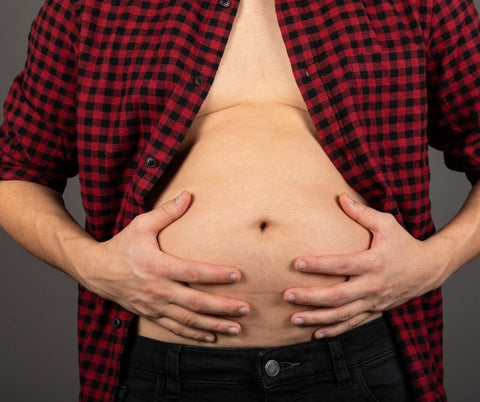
[1,0,479,400]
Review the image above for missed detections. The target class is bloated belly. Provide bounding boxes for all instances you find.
[139,103,373,347]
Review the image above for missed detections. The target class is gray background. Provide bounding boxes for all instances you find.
[0,0,479,401]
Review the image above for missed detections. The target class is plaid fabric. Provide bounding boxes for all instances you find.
[1,0,480,400]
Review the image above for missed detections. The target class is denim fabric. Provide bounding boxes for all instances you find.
[116,316,413,401]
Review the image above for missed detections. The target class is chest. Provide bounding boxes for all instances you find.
[197,0,307,116]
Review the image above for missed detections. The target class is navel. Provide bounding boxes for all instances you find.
[259,220,269,233]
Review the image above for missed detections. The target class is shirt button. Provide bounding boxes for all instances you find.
[145,156,158,168]
[265,359,280,377]
[220,0,230,7]
[112,318,122,329]
[194,76,204,86]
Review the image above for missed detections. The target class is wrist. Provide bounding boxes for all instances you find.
[422,232,459,289]
[61,234,101,287]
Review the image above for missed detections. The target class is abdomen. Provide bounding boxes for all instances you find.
[140,103,372,346]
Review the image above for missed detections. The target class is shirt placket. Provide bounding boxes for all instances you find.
[275,0,393,213]
[131,0,240,209]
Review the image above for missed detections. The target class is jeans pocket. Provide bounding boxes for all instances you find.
[356,349,413,402]
[116,368,164,402]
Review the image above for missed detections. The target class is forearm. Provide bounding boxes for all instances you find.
[0,179,97,284]
[425,180,480,286]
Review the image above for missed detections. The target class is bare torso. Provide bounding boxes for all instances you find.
[138,0,379,347]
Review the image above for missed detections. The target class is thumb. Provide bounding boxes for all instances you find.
[338,192,384,233]
[138,191,192,233]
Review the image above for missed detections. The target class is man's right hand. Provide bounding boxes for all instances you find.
[80,191,250,342]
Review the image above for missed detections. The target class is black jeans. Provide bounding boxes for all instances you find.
[116,316,413,401]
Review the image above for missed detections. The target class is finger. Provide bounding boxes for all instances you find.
[159,303,243,336]
[312,312,374,339]
[136,191,192,233]
[155,316,217,343]
[338,192,391,233]
[293,251,373,276]
[284,279,365,308]
[161,253,243,284]
[170,283,250,317]
[290,299,371,327]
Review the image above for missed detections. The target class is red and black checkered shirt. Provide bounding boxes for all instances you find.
[2,0,480,400]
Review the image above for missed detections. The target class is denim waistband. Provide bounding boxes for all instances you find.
[123,315,395,390]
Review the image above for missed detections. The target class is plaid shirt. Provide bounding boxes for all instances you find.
[1,0,480,400]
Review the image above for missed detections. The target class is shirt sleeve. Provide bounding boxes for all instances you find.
[426,0,480,185]
[0,0,79,194]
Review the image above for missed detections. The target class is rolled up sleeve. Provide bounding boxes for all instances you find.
[0,0,79,194]
[426,0,480,185]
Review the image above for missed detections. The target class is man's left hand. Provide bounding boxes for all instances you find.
[283,192,446,338]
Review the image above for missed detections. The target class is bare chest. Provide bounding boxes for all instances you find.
[196,0,307,117]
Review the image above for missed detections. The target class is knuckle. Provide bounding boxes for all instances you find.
[169,323,182,336]
[336,308,351,322]
[331,290,348,307]
[189,296,205,313]
[369,258,385,275]
[370,299,381,312]
[184,266,201,283]
[137,301,161,319]
[157,259,172,277]
[192,332,207,341]
[357,205,369,217]
[345,320,356,332]
[143,284,167,302]
[211,321,224,333]
[138,260,157,277]
[148,310,162,320]
[373,278,389,297]
[179,311,197,327]
[370,296,387,312]
[369,255,383,270]
[378,296,391,311]
[142,284,158,298]
[336,260,349,275]
[159,202,176,218]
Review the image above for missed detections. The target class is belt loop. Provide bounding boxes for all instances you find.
[327,340,352,390]
[165,345,181,401]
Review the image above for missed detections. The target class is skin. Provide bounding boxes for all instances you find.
[0,182,249,342]
[1,0,479,344]
[1,180,478,343]
[284,185,480,338]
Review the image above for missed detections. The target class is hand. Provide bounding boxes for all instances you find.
[81,191,250,343]
[283,193,445,338]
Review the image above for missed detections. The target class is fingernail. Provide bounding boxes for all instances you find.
[314,331,325,339]
[238,306,248,315]
[204,335,215,342]
[175,192,184,205]
[296,261,307,270]
[286,293,296,302]
[293,317,304,325]
[228,327,239,335]
[230,273,239,282]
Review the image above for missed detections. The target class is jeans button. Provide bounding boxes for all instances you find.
[265,359,280,377]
